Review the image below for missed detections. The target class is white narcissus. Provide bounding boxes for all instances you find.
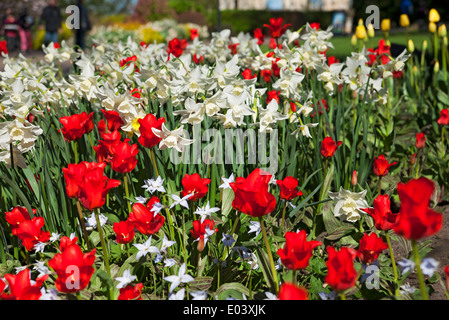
[328,187,369,223]
[152,123,194,153]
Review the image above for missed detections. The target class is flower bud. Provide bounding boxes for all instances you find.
[444,36,448,47]
[422,40,428,51]
[367,24,375,38]
[429,8,440,23]
[351,170,357,187]
[434,61,440,73]
[400,14,410,27]
[438,24,447,37]
[351,34,357,46]
[407,39,415,53]
[197,237,205,252]
[381,19,390,32]
[429,22,436,33]
[356,25,367,40]
[413,65,419,76]
[410,153,416,165]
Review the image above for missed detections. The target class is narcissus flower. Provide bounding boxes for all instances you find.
[328,187,369,223]
[48,243,96,293]
[278,282,308,300]
[277,230,322,270]
[181,173,211,201]
[276,176,303,201]
[59,112,94,141]
[128,203,165,236]
[361,194,399,231]
[415,132,426,149]
[138,114,165,148]
[393,177,443,240]
[1,268,48,300]
[357,233,388,264]
[113,219,136,244]
[325,246,358,292]
[110,140,139,173]
[230,168,276,218]
[12,217,51,251]
[437,109,449,125]
[373,154,397,176]
[320,136,342,158]
[264,17,291,39]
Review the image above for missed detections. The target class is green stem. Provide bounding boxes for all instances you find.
[123,173,132,213]
[339,292,346,300]
[385,232,399,296]
[258,216,279,293]
[280,201,287,232]
[94,209,111,276]
[412,239,428,300]
[378,176,382,196]
[73,140,78,164]
[76,200,92,251]
[414,149,421,178]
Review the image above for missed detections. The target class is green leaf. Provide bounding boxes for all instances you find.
[215,282,250,300]
[189,276,214,291]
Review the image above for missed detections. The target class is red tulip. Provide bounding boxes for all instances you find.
[120,55,139,72]
[325,246,358,292]
[113,219,136,244]
[93,130,122,163]
[393,177,443,240]
[310,22,320,30]
[357,233,388,264]
[276,176,303,201]
[320,136,342,158]
[277,230,322,270]
[128,203,165,235]
[260,69,272,82]
[48,243,96,293]
[12,217,51,251]
[167,38,188,58]
[5,206,34,230]
[59,112,94,141]
[190,28,199,40]
[1,269,48,300]
[361,194,399,231]
[230,168,276,218]
[130,88,142,99]
[59,235,78,252]
[415,132,426,149]
[266,90,280,104]
[181,173,211,201]
[146,196,161,209]
[191,219,217,240]
[110,140,139,173]
[373,154,397,176]
[118,283,144,300]
[278,282,308,300]
[254,28,264,45]
[437,109,449,125]
[77,165,121,211]
[264,17,291,39]
[62,161,107,199]
[98,109,124,136]
[137,114,165,148]
[242,68,257,79]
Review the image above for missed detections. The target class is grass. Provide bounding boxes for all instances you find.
[328,31,432,59]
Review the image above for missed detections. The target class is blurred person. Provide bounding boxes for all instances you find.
[75,0,91,51]
[39,0,62,46]
[19,9,34,52]
[2,9,20,53]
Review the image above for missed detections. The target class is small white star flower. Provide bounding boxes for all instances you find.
[221,233,235,247]
[420,258,439,277]
[248,221,261,237]
[33,241,47,254]
[164,258,177,268]
[33,261,50,277]
[85,213,108,230]
[397,258,415,275]
[264,291,278,300]
[168,288,185,300]
[318,291,336,300]
[219,173,234,189]
[49,232,60,242]
[169,193,193,209]
[134,236,160,260]
[160,234,176,253]
[190,290,208,300]
[194,202,220,223]
[142,176,166,194]
[163,263,194,292]
[115,269,137,289]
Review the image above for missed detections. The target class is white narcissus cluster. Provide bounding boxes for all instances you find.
[0,22,409,169]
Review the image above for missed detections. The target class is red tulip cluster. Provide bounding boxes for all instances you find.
[0,269,48,300]
[59,112,94,141]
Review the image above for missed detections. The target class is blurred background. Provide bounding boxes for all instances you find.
[0,0,447,59]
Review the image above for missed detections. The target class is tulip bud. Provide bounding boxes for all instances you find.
[429,22,436,33]
[407,39,415,53]
[434,61,440,73]
[410,153,416,165]
[444,36,448,47]
[367,24,375,38]
[351,34,357,46]
[385,39,391,47]
[400,14,410,28]
[438,24,447,37]
[422,39,428,51]
[429,8,440,23]
[413,65,419,76]
[351,170,357,187]
[197,237,205,252]
[358,18,364,26]
[356,25,367,40]
[381,19,390,32]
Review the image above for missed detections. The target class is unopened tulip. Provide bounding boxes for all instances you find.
[407,39,415,52]
[400,14,410,27]
[429,8,440,23]
[438,24,447,37]
[429,22,436,33]
[356,25,367,40]
[381,19,390,32]
[351,34,357,46]
[367,24,375,38]
[434,61,440,73]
